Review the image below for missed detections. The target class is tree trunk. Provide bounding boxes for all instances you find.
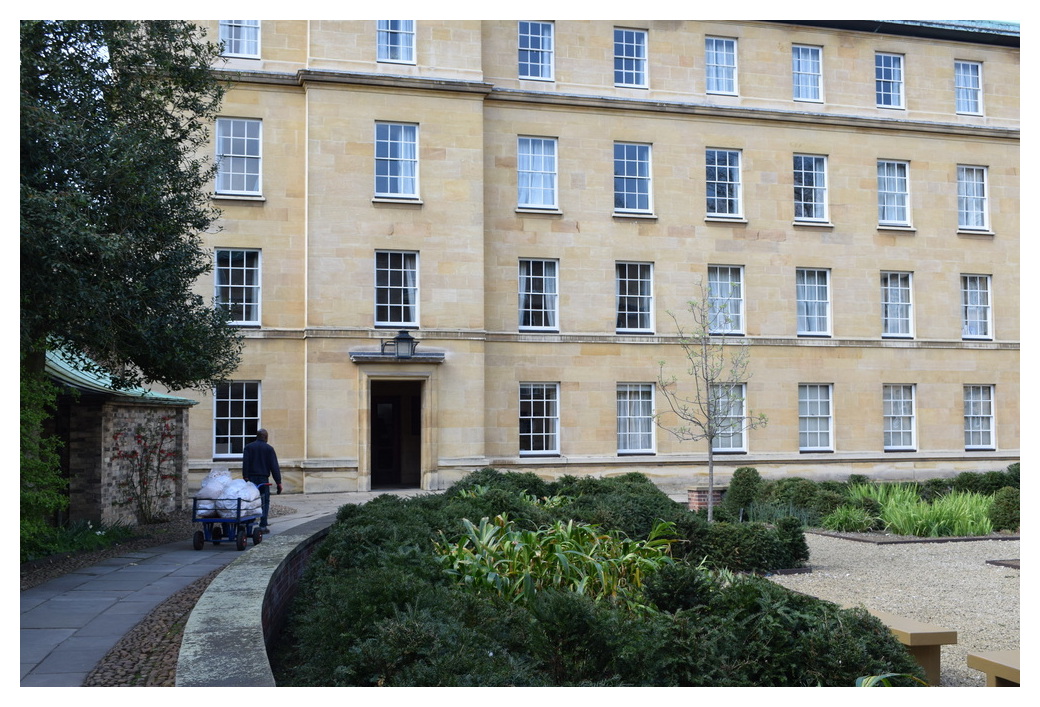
[707,446,715,522]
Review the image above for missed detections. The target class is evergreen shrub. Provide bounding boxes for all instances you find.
[275,469,921,687]
[988,486,1019,532]
[722,466,761,519]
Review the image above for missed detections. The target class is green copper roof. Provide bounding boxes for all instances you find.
[46,350,198,406]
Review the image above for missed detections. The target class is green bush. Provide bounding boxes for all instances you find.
[722,466,761,520]
[952,469,1018,496]
[276,469,921,687]
[988,487,1019,532]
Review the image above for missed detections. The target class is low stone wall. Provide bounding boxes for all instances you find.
[175,518,332,687]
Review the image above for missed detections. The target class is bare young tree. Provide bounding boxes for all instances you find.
[656,283,767,521]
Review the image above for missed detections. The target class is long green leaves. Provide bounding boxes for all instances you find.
[435,514,676,611]
[840,483,993,537]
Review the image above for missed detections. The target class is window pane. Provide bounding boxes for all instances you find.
[214,381,260,455]
[706,37,737,94]
[706,149,741,216]
[215,249,261,324]
[955,61,982,114]
[614,143,652,212]
[219,20,259,57]
[793,154,827,221]
[877,160,909,225]
[377,20,415,63]
[520,383,559,454]
[964,385,994,449]
[376,251,418,325]
[519,259,558,329]
[517,137,557,208]
[616,262,653,332]
[883,384,915,450]
[518,21,553,79]
[708,265,743,333]
[799,384,832,450]
[957,165,988,229]
[961,274,991,338]
[216,118,261,195]
[617,383,654,453]
[792,45,821,101]
[614,28,647,87]
[375,123,418,197]
[875,53,904,107]
[881,271,912,337]
[796,268,829,335]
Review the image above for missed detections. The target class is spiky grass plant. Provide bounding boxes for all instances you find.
[435,514,677,612]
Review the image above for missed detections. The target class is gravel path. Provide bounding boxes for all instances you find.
[767,532,1020,687]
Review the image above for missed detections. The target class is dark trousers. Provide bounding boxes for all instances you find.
[250,478,271,527]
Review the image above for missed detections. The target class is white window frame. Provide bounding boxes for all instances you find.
[517,136,558,210]
[215,117,262,196]
[877,160,911,227]
[796,268,831,336]
[519,382,560,455]
[875,52,905,109]
[614,27,648,88]
[215,248,261,326]
[617,383,655,454]
[518,258,559,331]
[518,21,554,80]
[957,165,989,231]
[883,384,916,451]
[793,154,828,222]
[219,20,260,58]
[705,36,737,95]
[374,122,419,199]
[792,44,822,102]
[375,250,419,327]
[711,383,747,452]
[880,271,914,338]
[613,142,653,214]
[961,274,992,340]
[615,262,654,333]
[954,60,983,115]
[964,385,995,450]
[214,381,260,457]
[705,148,742,218]
[708,265,744,334]
[377,20,416,64]
[799,383,833,452]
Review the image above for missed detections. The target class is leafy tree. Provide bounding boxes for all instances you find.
[656,285,767,521]
[20,20,241,391]
[20,20,241,543]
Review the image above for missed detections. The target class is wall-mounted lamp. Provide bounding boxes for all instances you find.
[382,330,418,359]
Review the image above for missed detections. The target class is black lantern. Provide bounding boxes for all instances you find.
[382,330,418,359]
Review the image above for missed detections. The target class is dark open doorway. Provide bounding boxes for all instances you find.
[370,380,422,488]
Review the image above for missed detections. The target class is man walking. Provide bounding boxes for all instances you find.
[242,428,282,533]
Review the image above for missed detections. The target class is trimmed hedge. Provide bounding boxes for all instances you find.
[273,470,922,687]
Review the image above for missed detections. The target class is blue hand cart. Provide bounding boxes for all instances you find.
[191,496,263,551]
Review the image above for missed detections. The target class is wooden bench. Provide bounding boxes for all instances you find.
[851,607,958,685]
[967,649,1019,686]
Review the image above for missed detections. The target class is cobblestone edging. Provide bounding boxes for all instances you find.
[175,519,331,687]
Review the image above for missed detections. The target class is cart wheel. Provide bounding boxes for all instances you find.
[211,524,223,540]
[252,527,263,545]
[236,530,247,551]
[192,530,204,551]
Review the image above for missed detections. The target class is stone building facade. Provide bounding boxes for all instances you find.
[178,20,1019,494]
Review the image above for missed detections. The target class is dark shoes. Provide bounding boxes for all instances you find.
[260,526,270,534]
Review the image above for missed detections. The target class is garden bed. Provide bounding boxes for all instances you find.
[807,529,1020,545]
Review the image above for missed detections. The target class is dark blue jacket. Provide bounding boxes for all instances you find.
[242,439,282,486]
